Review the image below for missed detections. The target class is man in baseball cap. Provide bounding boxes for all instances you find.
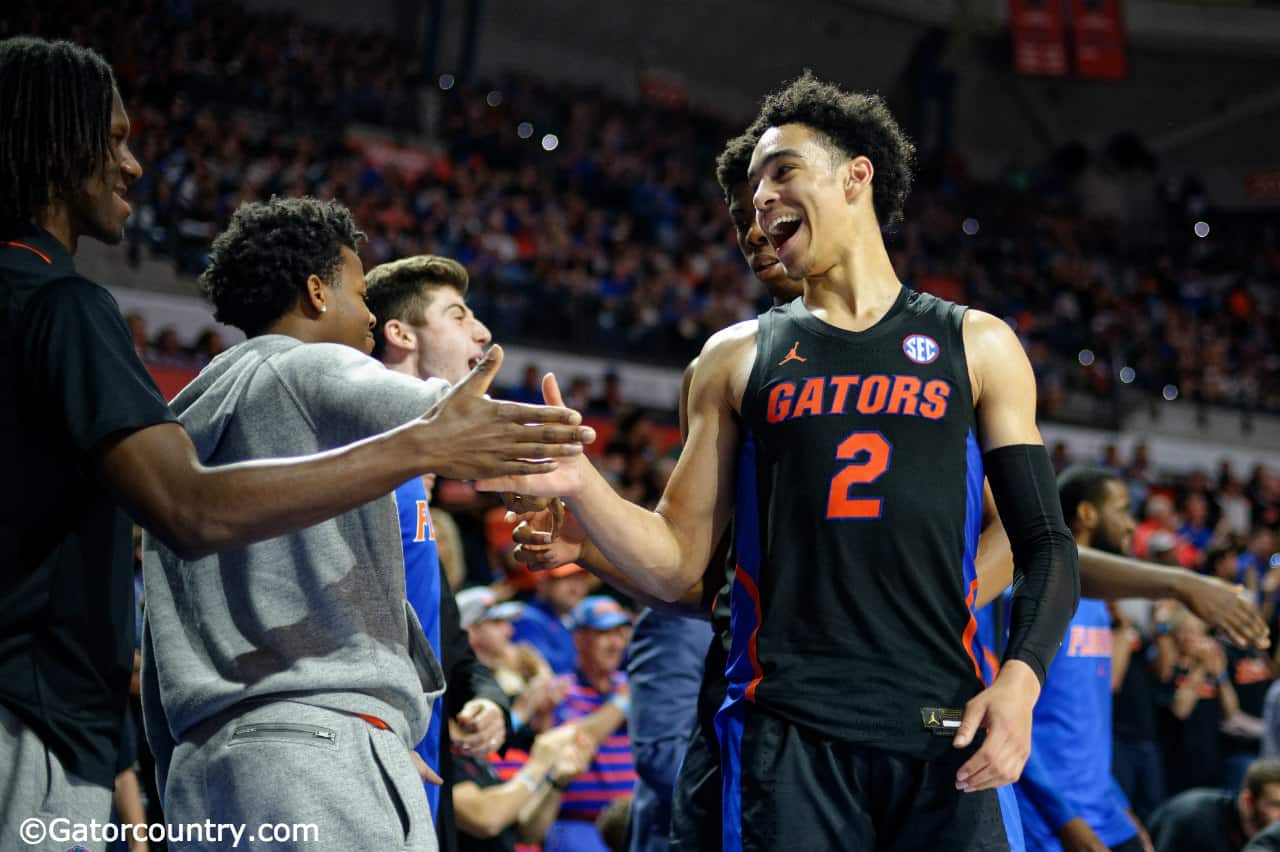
[545,596,636,852]
[511,563,594,674]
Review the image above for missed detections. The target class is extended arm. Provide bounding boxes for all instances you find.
[479,326,753,603]
[97,346,591,560]
[1077,548,1267,649]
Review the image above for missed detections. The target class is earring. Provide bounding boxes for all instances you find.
[320,306,327,313]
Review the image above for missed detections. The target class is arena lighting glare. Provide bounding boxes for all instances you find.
[961,217,979,236]
[541,133,560,152]
[1078,349,1095,366]
[1162,384,1178,401]
[517,122,534,139]
[486,90,503,107]
[1119,366,1136,384]
[1194,221,1210,238]
[438,73,456,91]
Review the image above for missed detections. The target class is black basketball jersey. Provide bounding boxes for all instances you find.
[722,287,986,758]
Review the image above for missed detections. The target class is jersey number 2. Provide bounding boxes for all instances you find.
[826,431,892,519]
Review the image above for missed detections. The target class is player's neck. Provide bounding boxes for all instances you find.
[265,313,328,344]
[381,354,419,380]
[802,235,901,332]
[34,207,78,255]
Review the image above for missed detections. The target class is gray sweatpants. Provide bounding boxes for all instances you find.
[0,701,113,852]
[163,700,437,852]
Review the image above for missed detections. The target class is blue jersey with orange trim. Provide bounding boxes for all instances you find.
[731,289,985,758]
[551,671,636,820]
[1015,598,1137,849]
[396,477,443,817]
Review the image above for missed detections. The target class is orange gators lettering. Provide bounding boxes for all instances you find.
[920,379,951,419]
[856,375,891,415]
[768,374,952,421]
[792,378,825,417]
[885,375,923,416]
[415,500,434,543]
[767,382,796,423]
[828,376,860,414]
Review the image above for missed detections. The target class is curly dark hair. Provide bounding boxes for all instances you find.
[714,128,762,204]
[751,71,915,226]
[0,37,116,233]
[199,196,366,335]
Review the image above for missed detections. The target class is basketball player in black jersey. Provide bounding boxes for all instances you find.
[486,73,1077,849]
[495,83,1270,846]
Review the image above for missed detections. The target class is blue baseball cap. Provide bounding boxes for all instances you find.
[570,596,632,631]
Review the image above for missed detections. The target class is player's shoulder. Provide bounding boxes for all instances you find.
[961,308,1023,356]
[701,318,758,362]
[26,272,117,314]
[693,319,758,402]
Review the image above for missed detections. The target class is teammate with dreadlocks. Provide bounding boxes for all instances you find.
[0,37,588,847]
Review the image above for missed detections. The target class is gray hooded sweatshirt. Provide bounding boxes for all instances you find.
[141,335,450,773]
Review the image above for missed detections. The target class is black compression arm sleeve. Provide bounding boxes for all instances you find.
[984,444,1079,685]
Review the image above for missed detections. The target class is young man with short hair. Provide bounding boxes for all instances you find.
[366,253,515,852]
[142,197,593,851]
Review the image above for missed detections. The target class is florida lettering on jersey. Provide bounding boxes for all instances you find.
[725,288,986,760]
[1015,598,1138,848]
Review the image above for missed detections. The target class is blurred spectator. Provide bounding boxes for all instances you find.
[1222,644,1277,791]
[589,372,625,418]
[452,723,592,852]
[543,596,636,852]
[1050,441,1072,473]
[1155,605,1241,794]
[1179,492,1216,555]
[191,328,225,366]
[510,564,593,675]
[1147,758,1280,852]
[1113,599,1167,821]
[458,586,563,738]
[503,364,544,405]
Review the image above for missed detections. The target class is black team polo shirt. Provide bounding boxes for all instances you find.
[0,223,176,787]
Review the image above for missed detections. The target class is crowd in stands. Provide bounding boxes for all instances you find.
[12,0,1280,420]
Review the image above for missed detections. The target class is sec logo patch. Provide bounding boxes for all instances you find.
[903,334,939,365]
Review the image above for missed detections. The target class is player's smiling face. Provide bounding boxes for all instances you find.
[72,90,141,246]
[750,123,856,281]
[728,181,803,303]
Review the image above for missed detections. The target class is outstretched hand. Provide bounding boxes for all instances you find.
[954,659,1039,792]
[1180,573,1270,649]
[418,347,595,481]
[475,372,589,497]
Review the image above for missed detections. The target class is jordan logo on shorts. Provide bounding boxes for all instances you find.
[778,341,807,366]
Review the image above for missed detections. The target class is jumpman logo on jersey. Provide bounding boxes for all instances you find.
[926,710,939,726]
[778,341,807,366]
